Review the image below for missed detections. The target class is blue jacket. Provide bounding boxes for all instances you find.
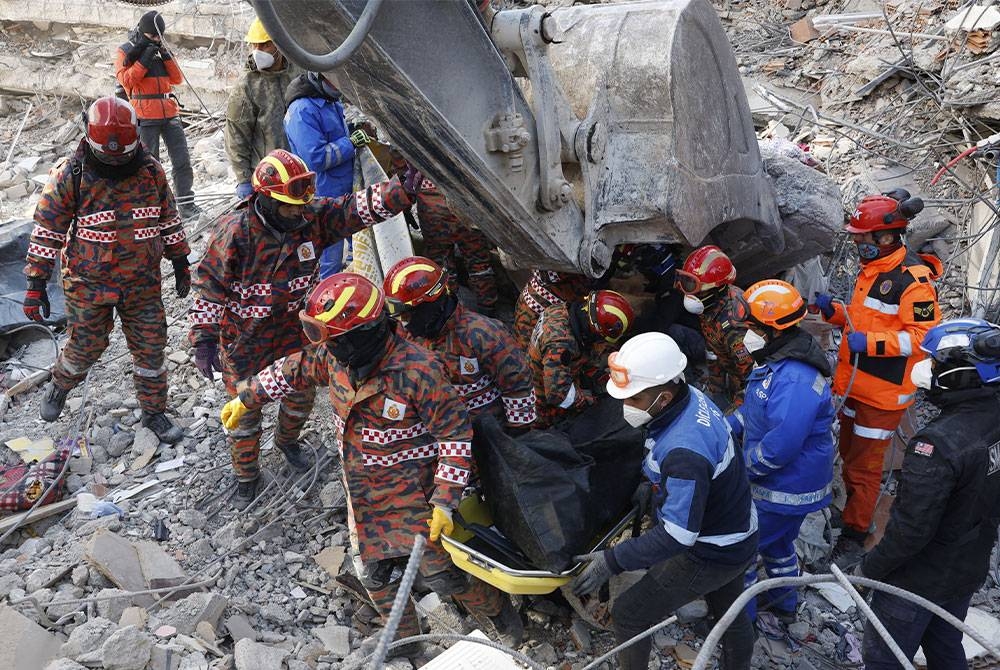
[283,75,355,197]
[608,385,758,572]
[729,329,835,515]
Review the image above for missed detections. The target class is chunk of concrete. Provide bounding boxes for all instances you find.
[60,616,116,662]
[134,540,191,598]
[223,614,257,643]
[312,624,351,659]
[162,592,228,635]
[95,588,133,624]
[101,625,152,670]
[313,546,345,578]
[119,606,148,629]
[0,605,60,670]
[234,639,289,670]
[42,660,87,670]
[84,531,151,606]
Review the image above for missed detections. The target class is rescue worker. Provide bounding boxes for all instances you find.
[857,318,1000,669]
[24,96,189,443]
[676,245,754,411]
[727,280,835,622]
[528,290,633,428]
[285,71,368,277]
[225,17,298,201]
[814,190,941,565]
[188,149,419,509]
[219,274,522,651]
[382,256,536,429]
[513,269,591,349]
[573,332,758,670]
[114,11,196,219]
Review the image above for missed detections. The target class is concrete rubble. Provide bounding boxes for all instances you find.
[1,0,1000,669]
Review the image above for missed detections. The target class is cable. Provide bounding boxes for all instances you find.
[931,146,977,186]
[343,632,546,670]
[580,615,679,670]
[250,0,385,71]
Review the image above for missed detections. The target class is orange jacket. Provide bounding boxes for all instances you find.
[825,246,941,411]
[115,43,182,121]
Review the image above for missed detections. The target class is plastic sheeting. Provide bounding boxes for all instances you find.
[0,220,65,332]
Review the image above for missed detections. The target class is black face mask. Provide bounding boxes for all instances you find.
[87,145,145,179]
[327,317,392,372]
[254,195,308,233]
[404,294,457,339]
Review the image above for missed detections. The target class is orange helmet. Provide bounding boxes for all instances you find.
[584,290,634,343]
[845,190,924,234]
[86,96,139,158]
[299,273,385,343]
[252,149,316,205]
[382,256,449,316]
[732,280,807,330]
[676,245,736,295]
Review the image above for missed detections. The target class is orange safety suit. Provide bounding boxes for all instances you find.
[114,45,182,121]
[824,246,941,535]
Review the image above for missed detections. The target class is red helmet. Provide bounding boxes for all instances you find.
[298,273,385,343]
[252,149,316,205]
[382,256,449,316]
[845,195,910,234]
[85,97,138,157]
[676,245,736,295]
[584,290,634,343]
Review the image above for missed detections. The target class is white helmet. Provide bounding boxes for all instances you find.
[606,332,687,399]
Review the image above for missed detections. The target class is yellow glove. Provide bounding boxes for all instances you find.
[428,506,454,542]
[220,396,248,430]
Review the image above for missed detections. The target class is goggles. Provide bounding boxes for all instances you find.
[270,172,316,204]
[674,269,714,296]
[608,351,631,389]
[299,310,335,344]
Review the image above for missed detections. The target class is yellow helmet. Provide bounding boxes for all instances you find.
[245,17,271,44]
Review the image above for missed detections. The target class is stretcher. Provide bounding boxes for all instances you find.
[441,494,638,596]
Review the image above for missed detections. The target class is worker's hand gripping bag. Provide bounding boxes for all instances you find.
[472,396,645,572]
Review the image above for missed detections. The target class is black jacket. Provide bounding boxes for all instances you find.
[861,386,1000,602]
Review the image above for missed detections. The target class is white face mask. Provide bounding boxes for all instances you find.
[623,392,666,428]
[910,358,933,389]
[251,49,275,70]
[742,329,767,353]
[683,294,705,315]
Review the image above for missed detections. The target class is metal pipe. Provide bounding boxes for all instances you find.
[251,0,385,72]
[831,564,915,670]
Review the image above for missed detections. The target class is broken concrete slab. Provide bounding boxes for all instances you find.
[312,624,351,659]
[233,639,289,670]
[118,606,148,629]
[134,540,191,597]
[42,660,87,670]
[223,614,257,644]
[101,625,152,670]
[0,605,61,670]
[84,531,149,604]
[59,616,116,663]
[161,592,228,635]
[312,546,345,579]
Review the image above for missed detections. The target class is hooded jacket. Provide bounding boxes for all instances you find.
[283,74,355,198]
[728,328,836,515]
[115,36,182,121]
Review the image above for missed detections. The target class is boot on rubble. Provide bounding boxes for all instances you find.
[39,381,69,422]
[829,526,867,569]
[276,442,311,471]
[475,597,524,648]
[141,411,184,444]
[233,477,260,510]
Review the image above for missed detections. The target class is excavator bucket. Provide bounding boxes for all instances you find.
[256,0,784,276]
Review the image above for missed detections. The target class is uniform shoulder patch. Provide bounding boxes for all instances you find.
[382,398,406,421]
[459,356,479,375]
[912,301,935,322]
[912,441,934,457]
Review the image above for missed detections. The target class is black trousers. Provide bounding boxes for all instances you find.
[863,590,971,669]
[611,552,755,670]
[138,117,193,201]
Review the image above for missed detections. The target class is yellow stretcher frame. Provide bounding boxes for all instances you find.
[441,496,637,595]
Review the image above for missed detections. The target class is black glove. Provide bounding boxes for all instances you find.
[139,44,160,68]
[23,278,50,323]
[194,341,222,381]
[402,166,424,198]
[172,258,191,298]
[632,481,653,518]
[159,46,172,61]
[571,552,613,596]
[402,207,420,232]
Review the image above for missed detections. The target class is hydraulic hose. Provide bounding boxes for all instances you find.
[250,0,385,72]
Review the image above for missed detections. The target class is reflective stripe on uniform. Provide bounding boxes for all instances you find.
[853,423,894,440]
[897,331,912,356]
[750,482,832,507]
[558,382,577,409]
[698,505,758,546]
[862,296,900,315]
[841,405,857,418]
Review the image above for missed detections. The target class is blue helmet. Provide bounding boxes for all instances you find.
[920,318,1000,386]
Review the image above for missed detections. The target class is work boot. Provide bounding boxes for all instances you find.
[39,382,69,422]
[178,202,201,220]
[830,527,867,570]
[488,597,524,648]
[233,478,260,510]
[140,412,184,445]
[276,442,311,472]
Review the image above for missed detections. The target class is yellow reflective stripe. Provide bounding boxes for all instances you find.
[390,264,437,296]
[315,286,356,323]
[605,304,629,333]
[357,287,380,318]
[261,155,291,182]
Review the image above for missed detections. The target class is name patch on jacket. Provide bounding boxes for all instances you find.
[912,301,935,322]
[382,398,406,421]
[913,441,934,457]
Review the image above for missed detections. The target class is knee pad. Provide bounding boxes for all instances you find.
[417,568,469,596]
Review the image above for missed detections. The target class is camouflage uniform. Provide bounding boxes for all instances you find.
[527,302,612,428]
[699,285,754,410]
[513,270,591,349]
[238,330,503,636]
[224,57,300,184]
[400,302,536,428]
[25,140,189,412]
[189,178,412,481]
[417,179,499,313]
